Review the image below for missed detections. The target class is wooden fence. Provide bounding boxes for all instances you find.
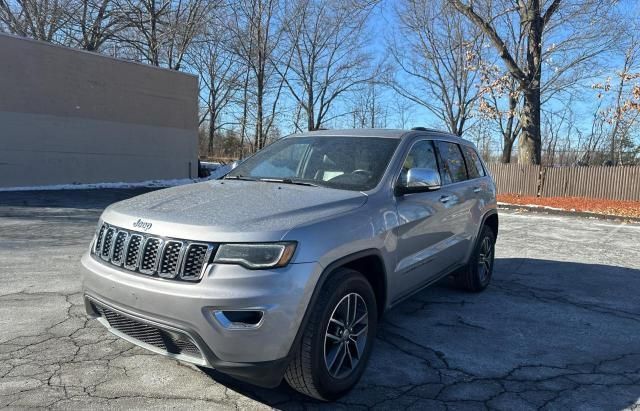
[486,163,640,201]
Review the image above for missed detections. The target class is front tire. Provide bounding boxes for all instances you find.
[456,225,496,292]
[284,268,377,401]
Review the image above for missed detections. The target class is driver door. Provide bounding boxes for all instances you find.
[392,139,460,300]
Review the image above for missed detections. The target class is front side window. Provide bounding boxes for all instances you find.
[400,140,438,185]
[436,141,468,184]
[228,136,400,191]
[461,145,486,179]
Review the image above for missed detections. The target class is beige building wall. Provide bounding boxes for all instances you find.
[0,34,199,188]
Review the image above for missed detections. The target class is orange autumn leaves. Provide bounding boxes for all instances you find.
[498,194,640,218]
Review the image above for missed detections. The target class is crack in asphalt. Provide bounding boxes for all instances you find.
[492,279,640,325]
[1,198,640,410]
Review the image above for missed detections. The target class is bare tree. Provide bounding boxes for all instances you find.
[541,101,576,165]
[592,32,640,165]
[116,0,170,65]
[0,0,73,41]
[389,0,483,136]
[163,0,212,70]
[350,81,387,128]
[191,23,243,155]
[464,119,494,160]
[227,0,289,150]
[277,0,375,131]
[448,0,617,164]
[116,0,209,69]
[393,97,415,129]
[476,62,522,162]
[64,0,123,51]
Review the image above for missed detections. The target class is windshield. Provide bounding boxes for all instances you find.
[227,136,400,191]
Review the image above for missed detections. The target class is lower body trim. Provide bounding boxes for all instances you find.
[87,296,208,367]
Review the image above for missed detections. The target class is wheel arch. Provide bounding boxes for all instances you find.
[318,249,388,319]
[464,209,498,265]
[483,210,499,240]
[340,253,387,319]
[286,249,388,358]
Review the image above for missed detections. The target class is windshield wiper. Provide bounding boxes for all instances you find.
[225,175,319,187]
[224,175,258,181]
[258,178,319,187]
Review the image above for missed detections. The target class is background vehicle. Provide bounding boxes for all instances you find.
[81,128,498,400]
[198,160,240,179]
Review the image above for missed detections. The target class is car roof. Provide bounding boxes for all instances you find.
[287,128,475,147]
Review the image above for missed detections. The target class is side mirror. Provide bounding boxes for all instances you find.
[395,168,441,195]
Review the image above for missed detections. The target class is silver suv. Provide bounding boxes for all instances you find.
[82,128,497,400]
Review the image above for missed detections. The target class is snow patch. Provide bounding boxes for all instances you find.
[522,204,566,211]
[498,201,566,211]
[0,178,209,192]
[0,162,237,192]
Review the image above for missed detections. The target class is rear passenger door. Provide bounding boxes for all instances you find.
[459,144,493,255]
[432,140,474,268]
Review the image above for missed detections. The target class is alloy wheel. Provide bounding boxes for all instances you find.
[323,292,368,379]
[477,236,494,283]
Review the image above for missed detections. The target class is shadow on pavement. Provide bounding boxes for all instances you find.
[202,258,640,410]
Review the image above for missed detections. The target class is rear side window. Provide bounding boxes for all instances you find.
[436,141,468,184]
[461,145,486,178]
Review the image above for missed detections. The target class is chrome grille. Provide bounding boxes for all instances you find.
[111,231,128,265]
[101,227,115,259]
[92,222,214,282]
[140,238,161,273]
[124,235,143,270]
[91,300,202,359]
[159,241,183,277]
[182,244,209,279]
[95,224,107,252]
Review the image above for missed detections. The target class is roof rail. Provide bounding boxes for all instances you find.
[411,126,461,137]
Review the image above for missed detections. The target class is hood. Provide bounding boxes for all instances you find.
[101,180,367,242]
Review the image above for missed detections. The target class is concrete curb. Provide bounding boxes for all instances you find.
[498,203,640,223]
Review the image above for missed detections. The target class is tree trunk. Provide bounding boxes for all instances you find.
[207,74,216,156]
[609,72,626,165]
[208,116,214,156]
[501,96,518,163]
[519,0,543,165]
[255,72,264,150]
[501,138,513,163]
[239,71,250,159]
[150,1,159,66]
[518,88,541,164]
[307,89,315,131]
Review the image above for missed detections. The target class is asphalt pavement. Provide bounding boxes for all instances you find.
[1,189,639,410]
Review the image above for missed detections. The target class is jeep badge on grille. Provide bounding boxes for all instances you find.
[133,219,152,231]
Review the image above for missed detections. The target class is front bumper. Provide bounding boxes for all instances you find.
[81,252,322,387]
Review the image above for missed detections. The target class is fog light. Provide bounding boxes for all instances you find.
[213,310,264,329]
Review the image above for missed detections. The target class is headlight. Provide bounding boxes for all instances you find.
[213,242,297,269]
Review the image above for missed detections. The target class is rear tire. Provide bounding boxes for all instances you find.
[456,225,496,292]
[284,268,377,401]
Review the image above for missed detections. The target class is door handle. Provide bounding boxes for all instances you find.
[473,187,482,193]
[439,195,451,203]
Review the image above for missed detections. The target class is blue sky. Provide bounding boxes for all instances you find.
[343,0,640,150]
[372,1,437,129]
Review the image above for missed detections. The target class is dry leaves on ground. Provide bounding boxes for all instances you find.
[497,194,640,218]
